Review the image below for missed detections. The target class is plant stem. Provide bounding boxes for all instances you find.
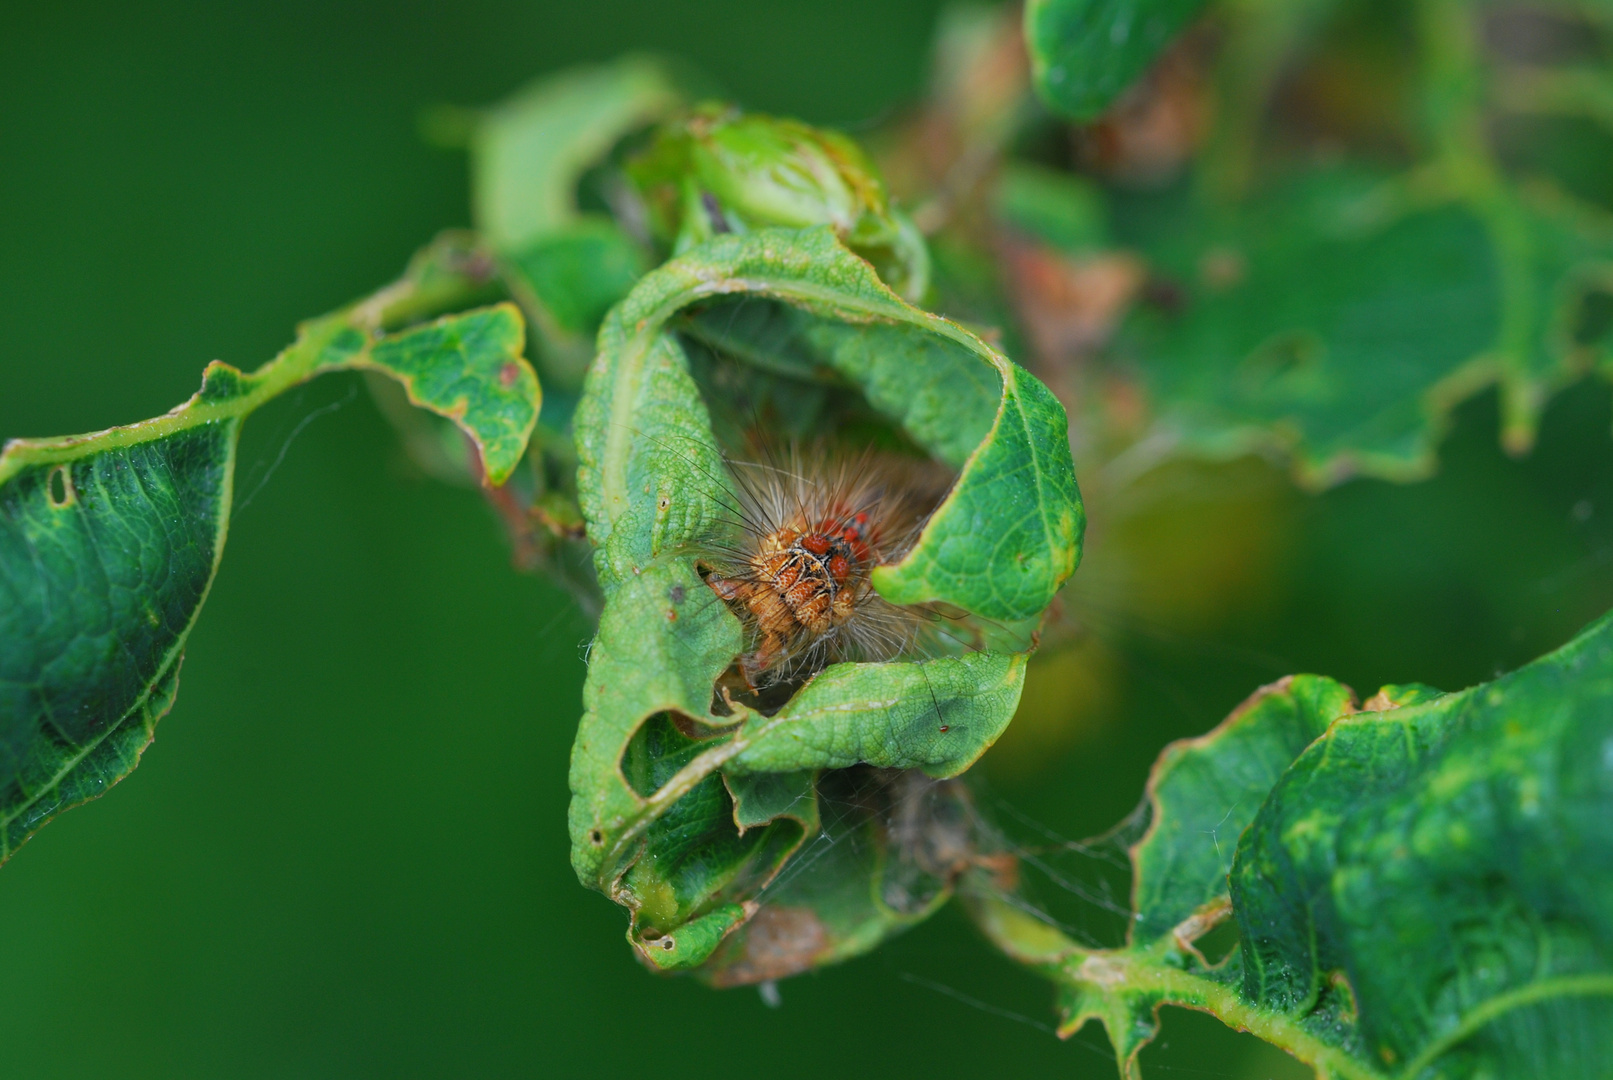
[960,881,1387,1080]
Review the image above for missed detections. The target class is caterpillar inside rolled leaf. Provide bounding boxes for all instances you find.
[696,445,956,690]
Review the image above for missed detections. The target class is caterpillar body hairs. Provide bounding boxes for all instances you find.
[697,445,954,690]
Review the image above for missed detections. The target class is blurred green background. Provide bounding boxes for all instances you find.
[4,2,1612,1077]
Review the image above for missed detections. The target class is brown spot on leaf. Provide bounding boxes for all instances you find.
[708,906,829,987]
[500,362,521,387]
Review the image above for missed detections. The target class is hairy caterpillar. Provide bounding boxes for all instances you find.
[696,445,954,690]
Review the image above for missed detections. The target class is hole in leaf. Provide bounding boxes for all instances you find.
[1187,914,1240,967]
[621,712,729,798]
[47,465,74,508]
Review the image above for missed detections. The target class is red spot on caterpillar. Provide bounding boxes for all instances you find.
[697,446,955,688]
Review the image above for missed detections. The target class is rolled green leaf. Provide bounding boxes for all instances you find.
[567,225,1081,977]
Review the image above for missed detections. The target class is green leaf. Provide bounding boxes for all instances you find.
[1232,614,1613,1077]
[993,162,1111,254]
[1024,0,1209,120]
[502,220,649,339]
[471,57,683,252]
[0,286,538,862]
[567,226,1081,977]
[1129,673,1355,944]
[1485,185,1613,453]
[727,653,1026,779]
[359,306,539,483]
[0,428,226,864]
[1102,167,1613,487]
[964,615,1613,1079]
[470,58,683,389]
[1001,0,1613,488]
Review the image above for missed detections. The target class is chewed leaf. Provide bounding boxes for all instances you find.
[1129,673,1353,943]
[347,305,538,485]
[568,225,1079,979]
[0,289,537,861]
[1095,167,1613,488]
[962,613,1613,1078]
[1111,169,1502,485]
[725,770,816,831]
[640,903,752,971]
[568,558,743,888]
[1024,0,1209,121]
[704,773,980,988]
[1056,979,1164,1080]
